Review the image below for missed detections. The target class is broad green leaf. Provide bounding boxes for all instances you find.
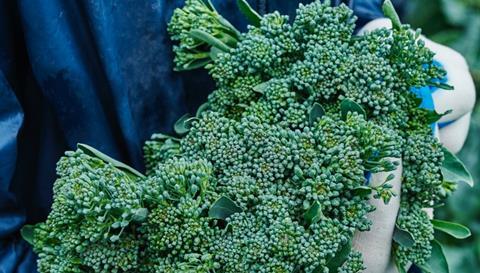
[340,99,366,120]
[217,17,242,40]
[418,240,449,273]
[236,0,262,27]
[441,146,474,187]
[77,143,145,178]
[432,219,471,239]
[353,186,373,198]
[189,29,231,52]
[425,109,452,124]
[21,225,35,246]
[174,114,194,135]
[382,0,402,30]
[326,240,352,273]
[208,196,243,221]
[210,46,223,61]
[196,102,210,118]
[309,103,325,126]
[393,226,415,248]
[304,201,323,226]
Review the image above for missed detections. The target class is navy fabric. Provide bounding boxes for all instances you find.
[0,1,389,272]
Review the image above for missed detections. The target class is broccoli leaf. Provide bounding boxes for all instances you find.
[196,102,211,118]
[190,29,232,52]
[382,0,402,30]
[340,99,366,120]
[304,201,323,226]
[309,103,325,126]
[77,143,145,178]
[174,114,196,135]
[209,196,243,221]
[441,146,474,187]
[236,0,262,27]
[21,225,35,246]
[431,219,471,239]
[417,240,449,273]
[353,186,373,198]
[425,109,452,124]
[393,226,416,248]
[326,240,353,273]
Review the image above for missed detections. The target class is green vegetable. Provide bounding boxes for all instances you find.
[432,219,471,239]
[25,1,472,272]
[208,196,243,220]
[418,240,450,273]
[393,226,416,248]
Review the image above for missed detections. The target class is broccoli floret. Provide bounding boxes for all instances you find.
[395,204,435,268]
[32,149,147,273]
[339,251,367,273]
[168,0,240,70]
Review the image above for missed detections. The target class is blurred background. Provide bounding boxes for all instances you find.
[405,0,480,271]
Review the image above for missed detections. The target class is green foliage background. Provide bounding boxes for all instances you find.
[405,0,480,271]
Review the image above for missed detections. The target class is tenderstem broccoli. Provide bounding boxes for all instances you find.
[22,1,473,272]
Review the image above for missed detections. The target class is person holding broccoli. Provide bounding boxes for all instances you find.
[0,0,475,273]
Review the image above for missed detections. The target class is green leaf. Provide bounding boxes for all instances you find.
[196,102,210,118]
[21,225,35,246]
[189,29,231,52]
[425,109,452,124]
[77,143,145,178]
[253,81,270,94]
[441,146,474,187]
[208,196,243,221]
[340,99,366,120]
[236,0,262,27]
[393,226,415,248]
[309,103,325,126]
[210,46,223,61]
[174,114,194,135]
[418,240,449,273]
[432,219,471,239]
[304,201,323,226]
[382,0,402,30]
[353,186,373,198]
[326,240,352,273]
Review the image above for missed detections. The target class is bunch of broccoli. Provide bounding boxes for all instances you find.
[23,1,474,272]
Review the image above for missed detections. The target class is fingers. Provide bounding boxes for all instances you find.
[438,112,472,153]
[352,159,403,273]
[425,39,476,123]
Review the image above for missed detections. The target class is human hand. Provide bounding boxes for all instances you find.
[352,18,476,273]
